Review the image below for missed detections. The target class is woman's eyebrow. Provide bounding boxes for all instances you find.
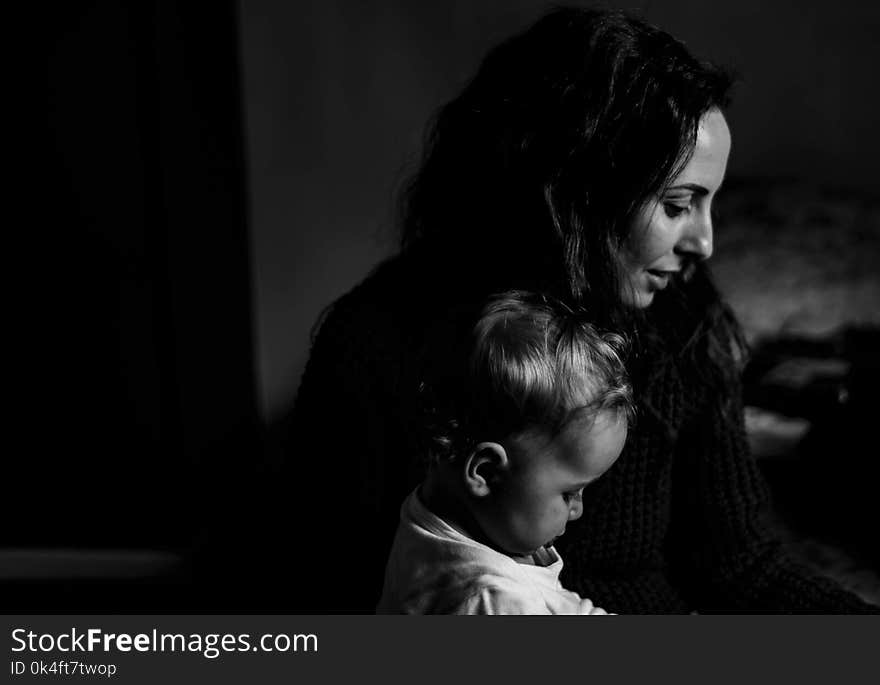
[667,183,709,196]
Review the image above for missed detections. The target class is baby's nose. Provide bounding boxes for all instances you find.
[568,499,583,521]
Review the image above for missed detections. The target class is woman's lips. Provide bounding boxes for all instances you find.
[646,269,677,289]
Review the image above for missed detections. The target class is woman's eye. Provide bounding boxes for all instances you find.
[663,202,690,218]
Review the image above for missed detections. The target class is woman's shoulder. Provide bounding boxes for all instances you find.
[293,256,421,432]
[309,255,418,344]
[301,253,437,402]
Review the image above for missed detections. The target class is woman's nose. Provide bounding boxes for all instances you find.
[676,209,713,261]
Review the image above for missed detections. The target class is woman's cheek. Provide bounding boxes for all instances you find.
[634,217,675,266]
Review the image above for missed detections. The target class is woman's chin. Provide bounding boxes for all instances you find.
[622,272,670,308]
[623,288,656,309]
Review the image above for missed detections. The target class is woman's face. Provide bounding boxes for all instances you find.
[618,108,731,309]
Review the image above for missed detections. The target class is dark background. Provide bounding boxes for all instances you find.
[19,0,879,610]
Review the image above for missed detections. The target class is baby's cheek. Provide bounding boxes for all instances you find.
[553,501,571,523]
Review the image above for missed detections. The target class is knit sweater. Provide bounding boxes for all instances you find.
[288,256,876,613]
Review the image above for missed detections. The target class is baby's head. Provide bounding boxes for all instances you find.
[424,291,633,561]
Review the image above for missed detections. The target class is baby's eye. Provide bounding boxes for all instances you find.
[562,490,583,504]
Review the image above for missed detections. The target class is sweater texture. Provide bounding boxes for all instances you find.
[288,256,876,613]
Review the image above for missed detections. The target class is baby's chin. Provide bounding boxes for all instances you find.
[502,534,562,561]
[507,547,546,564]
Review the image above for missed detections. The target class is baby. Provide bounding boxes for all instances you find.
[377,291,633,614]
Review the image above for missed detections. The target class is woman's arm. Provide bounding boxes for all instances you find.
[667,359,877,613]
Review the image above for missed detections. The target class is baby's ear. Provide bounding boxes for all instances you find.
[463,442,509,497]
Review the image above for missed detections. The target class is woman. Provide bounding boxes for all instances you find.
[289,7,875,612]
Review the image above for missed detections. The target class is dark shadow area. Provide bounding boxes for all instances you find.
[712,179,880,605]
[745,328,880,593]
[11,0,288,612]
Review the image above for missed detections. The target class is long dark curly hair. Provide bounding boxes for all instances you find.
[397,6,745,396]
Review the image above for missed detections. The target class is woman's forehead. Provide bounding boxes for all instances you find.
[672,109,731,190]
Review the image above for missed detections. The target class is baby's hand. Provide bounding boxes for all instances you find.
[578,598,610,615]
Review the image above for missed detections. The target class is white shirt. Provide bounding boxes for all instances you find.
[377,489,609,615]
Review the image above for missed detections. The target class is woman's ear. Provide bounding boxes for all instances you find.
[463,442,509,497]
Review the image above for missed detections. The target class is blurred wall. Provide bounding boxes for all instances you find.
[239,0,880,421]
